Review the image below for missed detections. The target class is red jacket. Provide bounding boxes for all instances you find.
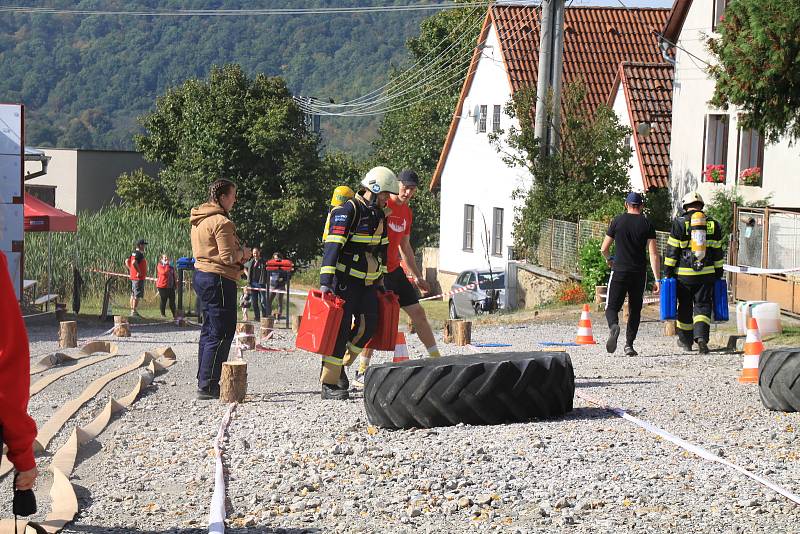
[156,262,175,289]
[0,251,37,472]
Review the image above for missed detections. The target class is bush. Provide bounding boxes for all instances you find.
[24,207,191,298]
[578,238,610,296]
[557,281,588,304]
[588,197,625,225]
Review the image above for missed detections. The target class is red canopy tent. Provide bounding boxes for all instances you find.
[23,193,78,310]
[24,192,77,232]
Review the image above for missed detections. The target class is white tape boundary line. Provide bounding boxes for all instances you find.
[209,402,237,534]
[575,390,800,506]
[0,353,176,533]
[419,283,476,302]
[723,264,800,275]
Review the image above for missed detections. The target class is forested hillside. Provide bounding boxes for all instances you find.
[0,1,431,153]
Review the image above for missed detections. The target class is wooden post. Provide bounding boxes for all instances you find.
[59,321,77,348]
[260,317,274,342]
[113,316,130,337]
[664,320,676,336]
[444,319,471,346]
[595,285,607,312]
[236,322,255,350]
[292,315,302,333]
[219,361,248,403]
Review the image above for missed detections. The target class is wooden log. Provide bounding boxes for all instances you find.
[292,315,302,333]
[453,320,472,346]
[59,321,77,349]
[113,316,130,337]
[260,317,275,342]
[236,322,256,350]
[219,361,248,403]
[443,320,455,344]
[664,320,676,337]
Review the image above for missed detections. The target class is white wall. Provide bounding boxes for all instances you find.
[670,0,800,209]
[438,23,531,277]
[25,149,79,213]
[611,84,644,192]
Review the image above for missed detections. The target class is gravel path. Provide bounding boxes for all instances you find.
[8,314,799,533]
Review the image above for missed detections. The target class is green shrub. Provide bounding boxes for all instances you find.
[578,238,610,296]
[24,207,191,298]
[588,197,625,225]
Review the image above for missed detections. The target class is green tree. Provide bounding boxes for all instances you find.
[115,168,172,213]
[136,64,325,264]
[708,0,800,143]
[493,82,633,259]
[372,3,485,248]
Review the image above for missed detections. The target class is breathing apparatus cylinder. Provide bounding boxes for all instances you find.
[690,211,707,270]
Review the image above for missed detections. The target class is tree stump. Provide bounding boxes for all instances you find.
[292,315,302,333]
[664,320,676,337]
[260,317,275,342]
[444,319,471,346]
[219,361,248,403]
[59,321,77,349]
[236,322,256,350]
[113,316,131,337]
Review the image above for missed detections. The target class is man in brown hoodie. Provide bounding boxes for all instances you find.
[190,179,251,399]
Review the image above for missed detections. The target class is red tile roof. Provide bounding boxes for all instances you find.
[609,62,674,190]
[431,5,671,190]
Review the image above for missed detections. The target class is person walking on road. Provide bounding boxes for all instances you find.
[0,251,38,494]
[600,192,661,356]
[354,170,440,387]
[126,239,148,317]
[156,254,178,319]
[190,179,251,400]
[664,191,725,354]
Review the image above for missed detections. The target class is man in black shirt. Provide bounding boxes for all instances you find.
[600,192,661,356]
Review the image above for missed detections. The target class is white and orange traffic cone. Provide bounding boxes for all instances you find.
[738,317,763,384]
[575,304,597,345]
[392,332,410,363]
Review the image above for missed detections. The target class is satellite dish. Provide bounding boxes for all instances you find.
[637,122,652,137]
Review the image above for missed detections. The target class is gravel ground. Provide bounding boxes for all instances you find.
[7,313,800,533]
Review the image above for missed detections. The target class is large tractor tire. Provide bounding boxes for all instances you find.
[759,349,800,412]
[363,351,574,429]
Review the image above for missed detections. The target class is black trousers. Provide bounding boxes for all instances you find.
[605,270,647,346]
[676,278,714,344]
[193,271,237,390]
[158,287,176,318]
[330,275,378,361]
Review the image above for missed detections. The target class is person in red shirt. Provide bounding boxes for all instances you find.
[0,251,38,492]
[125,239,148,317]
[156,254,177,319]
[354,170,439,387]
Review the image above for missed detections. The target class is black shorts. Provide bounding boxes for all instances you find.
[384,268,419,307]
[131,280,145,298]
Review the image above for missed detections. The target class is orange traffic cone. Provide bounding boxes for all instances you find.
[575,304,597,345]
[392,332,410,363]
[738,317,763,384]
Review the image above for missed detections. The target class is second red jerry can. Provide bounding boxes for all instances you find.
[365,289,400,351]
[295,290,345,356]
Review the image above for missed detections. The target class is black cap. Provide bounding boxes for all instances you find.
[136,239,148,246]
[397,169,419,186]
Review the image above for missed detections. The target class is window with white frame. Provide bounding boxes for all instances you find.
[713,0,727,31]
[463,204,474,251]
[478,105,487,133]
[492,207,504,256]
[738,127,765,186]
[492,105,501,132]
[704,114,729,182]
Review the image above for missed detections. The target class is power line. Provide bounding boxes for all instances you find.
[0,2,490,16]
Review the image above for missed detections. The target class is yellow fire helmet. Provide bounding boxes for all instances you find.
[330,185,355,207]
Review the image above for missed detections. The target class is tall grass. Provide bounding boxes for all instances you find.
[25,207,192,297]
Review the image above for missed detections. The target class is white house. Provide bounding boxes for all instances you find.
[608,62,674,193]
[431,4,670,289]
[662,0,800,208]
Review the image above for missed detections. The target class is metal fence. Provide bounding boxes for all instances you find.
[735,207,800,271]
[533,218,670,276]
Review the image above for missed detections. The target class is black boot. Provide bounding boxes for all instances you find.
[338,367,350,390]
[697,340,709,354]
[321,383,350,400]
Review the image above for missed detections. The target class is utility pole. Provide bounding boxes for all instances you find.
[533,0,566,158]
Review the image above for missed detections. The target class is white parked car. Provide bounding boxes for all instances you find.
[449,269,506,319]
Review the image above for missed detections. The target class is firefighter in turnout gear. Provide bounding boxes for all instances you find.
[318,167,397,400]
[664,191,725,354]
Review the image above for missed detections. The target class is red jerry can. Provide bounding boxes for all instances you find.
[365,290,400,351]
[295,290,345,356]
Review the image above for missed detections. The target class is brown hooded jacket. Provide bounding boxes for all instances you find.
[190,203,244,281]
